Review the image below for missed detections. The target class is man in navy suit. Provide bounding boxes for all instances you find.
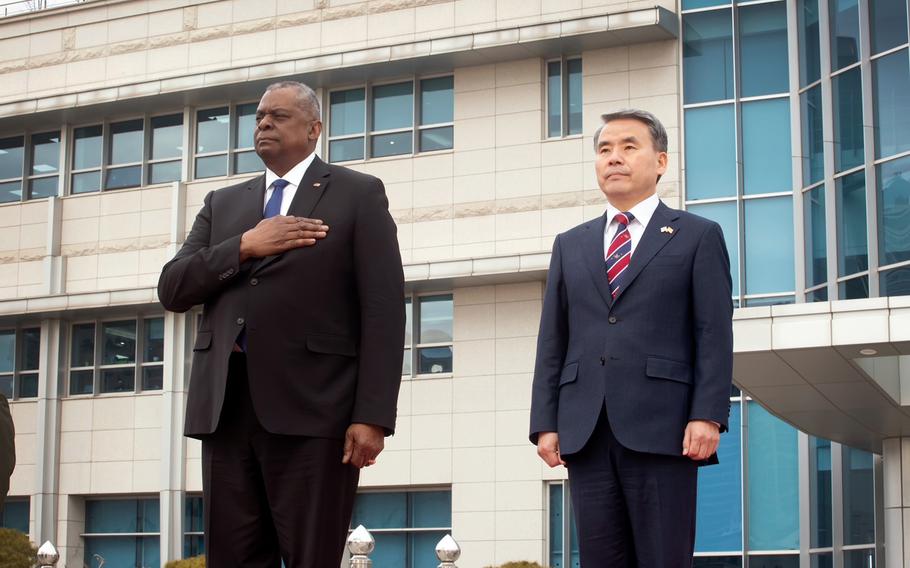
[529,109,733,567]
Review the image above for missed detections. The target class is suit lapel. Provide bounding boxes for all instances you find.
[581,213,615,308]
[612,201,680,303]
[238,174,267,231]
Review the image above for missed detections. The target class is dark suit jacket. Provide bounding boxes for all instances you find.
[158,156,406,439]
[529,201,733,459]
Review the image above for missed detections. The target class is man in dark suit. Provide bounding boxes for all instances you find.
[529,109,733,567]
[158,81,405,568]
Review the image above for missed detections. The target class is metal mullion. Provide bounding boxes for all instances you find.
[858,0,880,298]
[413,77,421,153]
[870,43,910,60]
[561,56,569,138]
[182,105,193,182]
[100,121,111,192]
[365,81,373,160]
[681,4,737,15]
[141,114,151,186]
[742,291,798,298]
[682,98,738,110]
[370,127,413,136]
[788,0,809,302]
[799,78,824,94]
[684,196,740,205]
[830,60,862,78]
[729,0,747,308]
[57,123,70,197]
[741,398,750,566]
[873,148,910,165]
[737,0,786,6]
[877,259,910,271]
[801,180,826,193]
[831,441,844,568]
[228,102,238,177]
[835,270,869,283]
[410,294,419,377]
[817,0,840,304]
[563,481,571,567]
[741,190,793,200]
[739,92,791,103]
[832,163,866,178]
[21,132,33,202]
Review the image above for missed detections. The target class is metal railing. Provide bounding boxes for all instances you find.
[0,0,84,18]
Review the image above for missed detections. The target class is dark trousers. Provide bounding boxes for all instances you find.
[201,353,359,568]
[565,409,698,568]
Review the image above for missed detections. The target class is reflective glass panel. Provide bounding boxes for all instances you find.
[748,403,799,550]
[402,348,411,376]
[419,295,453,343]
[352,492,407,529]
[234,151,263,175]
[871,0,908,54]
[100,368,134,392]
[547,60,562,138]
[419,126,454,152]
[745,197,796,295]
[0,181,20,203]
[371,131,412,158]
[69,370,93,395]
[830,0,861,70]
[418,346,453,374]
[742,98,792,195]
[329,138,364,163]
[195,107,229,154]
[372,82,413,132]
[101,320,136,365]
[28,177,57,200]
[739,3,789,97]
[750,556,799,568]
[567,58,583,135]
[72,125,102,170]
[881,265,910,296]
[149,161,181,184]
[0,377,10,399]
[693,558,743,568]
[812,553,834,568]
[410,491,451,528]
[150,114,183,160]
[687,201,740,297]
[802,87,825,185]
[142,366,163,391]
[550,484,564,568]
[370,533,406,567]
[843,447,875,544]
[104,165,141,190]
[18,374,37,398]
[841,275,870,299]
[195,155,227,179]
[404,299,413,346]
[877,154,910,265]
[85,536,159,568]
[695,402,742,552]
[799,0,821,86]
[683,10,735,104]
[144,318,164,363]
[330,89,366,137]
[0,136,23,180]
[72,171,100,194]
[682,0,730,12]
[0,331,13,373]
[109,119,143,165]
[808,287,829,301]
[21,328,39,371]
[0,500,29,533]
[833,66,864,172]
[744,296,795,307]
[235,103,257,149]
[30,131,59,175]
[420,76,454,125]
[844,549,875,568]
[873,49,910,159]
[805,186,827,287]
[810,438,832,548]
[71,323,95,367]
[836,170,868,275]
[685,105,737,200]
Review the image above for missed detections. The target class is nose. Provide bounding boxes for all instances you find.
[257,114,272,130]
[606,149,624,165]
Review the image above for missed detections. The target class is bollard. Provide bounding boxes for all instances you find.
[36,541,59,567]
[347,525,375,568]
[435,534,461,568]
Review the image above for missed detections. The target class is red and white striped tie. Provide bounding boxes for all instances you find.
[605,212,635,299]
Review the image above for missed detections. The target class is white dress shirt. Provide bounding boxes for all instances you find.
[603,192,661,259]
[263,151,317,216]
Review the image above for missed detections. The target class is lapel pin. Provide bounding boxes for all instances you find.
[660,226,674,234]
[313,182,321,188]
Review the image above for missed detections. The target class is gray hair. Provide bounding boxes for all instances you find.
[592,108,668,153]
[264,81,322,121]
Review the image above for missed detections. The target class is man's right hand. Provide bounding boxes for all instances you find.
[537,432,566,467]
[239,216,329,262]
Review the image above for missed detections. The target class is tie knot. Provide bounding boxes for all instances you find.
[614,212,634,226]
[271,179,290,191]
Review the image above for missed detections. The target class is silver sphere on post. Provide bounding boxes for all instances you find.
[435,534,461,567]
[36,541,59,567]
[347,525,375,567]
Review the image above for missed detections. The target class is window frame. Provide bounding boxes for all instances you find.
[545,56,584,139]
[81,496,161,568]
[402,292,454,379]
[0,326,41,400]
[192,101,263,181]
[0,131,62,203]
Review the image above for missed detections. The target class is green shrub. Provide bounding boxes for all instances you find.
[0,528,37,568]
[165,556,206,568]
[483,562,550,568]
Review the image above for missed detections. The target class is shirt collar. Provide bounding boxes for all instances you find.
[264,151,317,189]
[605,192,661,229]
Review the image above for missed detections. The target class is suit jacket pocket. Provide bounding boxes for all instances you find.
[306,335,358,357]
[558,362,578,387]
[193,331,213,351]
[645,356,692,384]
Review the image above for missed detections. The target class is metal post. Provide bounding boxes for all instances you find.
[36,541,59,568]
[347,525,374,568]
[435,534,461,568]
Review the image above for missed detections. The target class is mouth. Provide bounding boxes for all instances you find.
[257,137,278,145]
[605,172,629,180]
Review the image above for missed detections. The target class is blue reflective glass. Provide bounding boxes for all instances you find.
[0,181,19,203]
[372,131,412,158]
[685,105,737,200]
[547,61,562,138]
[813,553,834,568]
[739,3,789,97]
[420,76,454,125]
[695,402,742,552]
[830,0,861,70]
[184,496,204,532]
[104,165,141,190]
[833,67,864,171]
[330,89,366,137]
[843,448,875,545]
[873,49,910,159]
[420,126,453,152]
[881,266,910,296]
[836,171,867,275]
[567,58,583,135]
[808,287,829,302]
[550,484,564,568]
[693,558,742,568]
[802,86,824,186]
[371,533,406,567]
[0,499,29,533]
[0,136,24,180]
[420,295,453,343]
[877,154,910,265]
[751,556,799,568]
[196,107,229,153]
[235,103,257,149]
[683,10,734,104]
[799,0,821,86]
[85,536,159,568]
[86,499,158,533]
[195,155,227,178]
[687,201,740,297]
[150,114,183,160]
[0,331,13,373]
[109,119,143,165]
[28,177,57,200]
[411,532,448,568]
[748,402,799,550]
[234,151,263,174]
[745,197,795,296]
[72,126,102,170]
[811,438,832,548]
[804,186,827,287]
[871,0,908,54]
[72,171,100,194]
[410,491,451,528]
[841,275,870,299]
[31,131,59,174]
[742,98,792,194]
[373,82,414,132]
[150,161,181,184]
[330,138,364,163]
[682,0,730,11]
[844,550,875,568]
[351,492,407,529]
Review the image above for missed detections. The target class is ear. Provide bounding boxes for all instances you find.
[656,151,668,176]
[309,120,323,141]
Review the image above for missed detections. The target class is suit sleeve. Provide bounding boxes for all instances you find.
[689,222,734,430]
[157,191,244,313]
[350,179,406,435]
[529,234,569,444]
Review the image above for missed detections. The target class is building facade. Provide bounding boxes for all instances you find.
[0,0,905,566]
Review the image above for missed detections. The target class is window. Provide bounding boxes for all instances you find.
[739,3,788,97]
[836,171,869,299]
[798,0,822,87]
[801,85,825,186]
[403,294,453,377]
[742,98,792,195]
[810,437,833,549]
[685,105,737,201]
[0,132,60,203]
[72,114,184,193]
[194,103,263,179]
[687,201,740,298]
[683,9,734,104]
[870,0,908,54]
[546,58,582,138]
[695,401,743,553]
[350,490,451,568]
[548,483,580,568]
[68,317,164,396]
[0,498,29,533]
[0,327,40,399]
[833,67,864,172]
[184,495,204,558]
[744,197,796,296]
[328,76,454,163]
[872,49,910,160]
[877,154,910,267]
[83,498,160,568]
[829,0,861,71]
[805,185,828,294]
[842,448,875,546]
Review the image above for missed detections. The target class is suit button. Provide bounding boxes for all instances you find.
[236,317,245,326]
[250,278,259,286]
[608,315,617,324]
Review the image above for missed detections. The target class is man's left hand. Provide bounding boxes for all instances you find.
[342,423,385,468]
[682,420,720,461]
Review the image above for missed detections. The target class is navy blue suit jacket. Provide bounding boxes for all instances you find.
[529,200,733,460]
